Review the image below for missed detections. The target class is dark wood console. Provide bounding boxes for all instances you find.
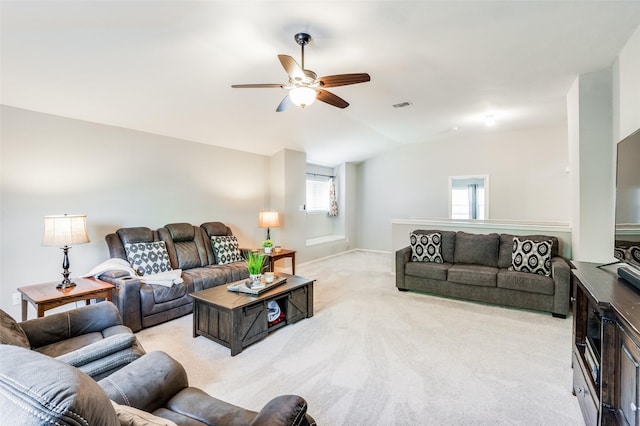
[572,261,640,426]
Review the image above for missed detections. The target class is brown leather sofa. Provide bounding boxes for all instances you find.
[101,222,249,332]
[0,345,316,425]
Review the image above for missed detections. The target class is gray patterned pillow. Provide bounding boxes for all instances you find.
[211,236,243,265]
[509,237,552,276]
[410,232,443,263]
[124,241,172,276]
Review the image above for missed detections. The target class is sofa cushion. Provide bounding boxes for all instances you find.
[405,262,451,281]
[412,230,456,263]
[211,236,243,264]
[509,237,552,276]
[448,264,498,287]
[125,241,172,276]
[0,309,30,348]
[453,231,499,267]
[410,232,443,263]
[498,234,559,269]
[497,269,554,295]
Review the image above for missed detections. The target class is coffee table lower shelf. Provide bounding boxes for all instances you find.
[191,274,314,356]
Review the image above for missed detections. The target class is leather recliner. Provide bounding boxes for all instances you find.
[102,222,249,332]
[0,301,144,380]
[0,345,315,426]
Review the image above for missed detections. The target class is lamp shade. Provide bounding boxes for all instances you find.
[42,214,90,246]
[289,87,317,108]
[258,211,280,229]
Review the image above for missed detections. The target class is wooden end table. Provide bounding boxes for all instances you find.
[263,248,296,274]
[18,277,114,321]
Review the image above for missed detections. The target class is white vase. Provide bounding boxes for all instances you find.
[264,247,272,254]
[250,273,262,285]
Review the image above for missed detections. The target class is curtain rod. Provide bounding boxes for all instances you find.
[306,172,335,178]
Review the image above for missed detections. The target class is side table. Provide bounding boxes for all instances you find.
[18,277,114,321]
[264,249,296,275]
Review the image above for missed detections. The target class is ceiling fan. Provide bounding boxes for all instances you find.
[231,33,370,112]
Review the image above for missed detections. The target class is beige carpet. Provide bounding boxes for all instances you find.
[136,251,584,425]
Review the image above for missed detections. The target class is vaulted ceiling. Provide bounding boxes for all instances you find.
[2,1,640,166]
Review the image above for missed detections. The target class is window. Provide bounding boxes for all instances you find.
[306,175,330,213]
[450,176,488,220]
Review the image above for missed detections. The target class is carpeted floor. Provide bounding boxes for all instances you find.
[136,250,584,425]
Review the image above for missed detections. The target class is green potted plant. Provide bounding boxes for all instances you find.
[245,251,265,285]
[262,239,273,254]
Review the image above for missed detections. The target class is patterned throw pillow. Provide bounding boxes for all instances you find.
[124,241,172,276]
[410,232,443,263]
[509,237,552,276]
[211,236,243,265]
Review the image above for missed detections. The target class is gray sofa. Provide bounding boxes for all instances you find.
[395,230,571,318]
[101,222,249,332]
[0,345,315,425]
[0,302,145,380]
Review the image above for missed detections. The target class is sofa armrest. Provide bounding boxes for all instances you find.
[395,246,412,290]
[20,302,123,348]
[99,274,143,332]
[55,332,136,367]
[550,257,570,317]
[99,351,188,413]
[251,395,314,426]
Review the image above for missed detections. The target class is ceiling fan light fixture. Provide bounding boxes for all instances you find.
[289,86,317,108]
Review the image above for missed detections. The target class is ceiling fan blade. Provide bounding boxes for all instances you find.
[276,95,293,112]
[316,89,349,109]
[318,73,371,88]
[231,84,284,88]
[278,55,305,80]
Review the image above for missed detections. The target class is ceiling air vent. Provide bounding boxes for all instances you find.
[392,101,412,108]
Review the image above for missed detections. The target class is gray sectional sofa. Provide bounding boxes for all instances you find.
[100,222,249,332]
[395,230,571,318]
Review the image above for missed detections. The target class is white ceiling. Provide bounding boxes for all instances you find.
[2,1,640,166]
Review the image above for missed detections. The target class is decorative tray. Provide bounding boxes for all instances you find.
[226,275,287,295]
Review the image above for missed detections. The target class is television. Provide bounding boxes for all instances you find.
[614,128,640,285]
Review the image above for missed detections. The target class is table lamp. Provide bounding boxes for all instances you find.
[42,214,90,288]
[258,211,280,240]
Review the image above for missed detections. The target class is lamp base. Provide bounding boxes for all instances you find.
[56,280,76,289]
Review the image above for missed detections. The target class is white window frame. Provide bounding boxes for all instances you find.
[448,175,489,220]
[306,175,331,213]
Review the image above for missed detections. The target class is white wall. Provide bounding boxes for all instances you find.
[614,24,640,141]
[356,124,570,252]
[0,106,270,318]
[567,69,615,262]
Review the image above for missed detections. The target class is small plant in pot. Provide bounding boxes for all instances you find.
[262,239,273,254]
[245,251,265,285]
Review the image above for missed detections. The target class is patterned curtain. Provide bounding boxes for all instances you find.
[328,177,338,217]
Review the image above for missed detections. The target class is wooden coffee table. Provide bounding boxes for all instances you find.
[191,273,314,356]
[18,277,114,321]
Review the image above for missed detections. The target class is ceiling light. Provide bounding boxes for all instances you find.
[484,115,496,126]
[289,87,317,108]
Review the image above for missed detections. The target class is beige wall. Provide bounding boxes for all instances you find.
[355,124,570,252]
[0,106,270,317]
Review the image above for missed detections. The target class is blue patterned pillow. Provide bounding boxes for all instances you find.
[509,237,552,276]
[124,241,172,276]
[211,236,243,264]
